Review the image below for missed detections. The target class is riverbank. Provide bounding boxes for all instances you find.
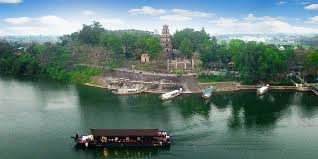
[86,70,313,94]
[200,82,311,93]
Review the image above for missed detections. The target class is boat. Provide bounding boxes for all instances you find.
[112,87,145,95]
[202,86,215,99]
[257,84,269,95]
[160,88,182,101]
[72,129,171,148]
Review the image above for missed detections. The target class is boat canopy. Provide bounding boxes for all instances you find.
[258,86,268,92]
[90,129,159,137]
[164,90,179,96]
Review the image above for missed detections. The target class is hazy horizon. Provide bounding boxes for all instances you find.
[1,0,318,36]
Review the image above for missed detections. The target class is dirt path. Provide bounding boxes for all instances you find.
[182,77,202,93]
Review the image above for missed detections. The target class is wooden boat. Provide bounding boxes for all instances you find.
[202,86,215,99]
[160,88,182,101]
[72,129,171,148]
[112,87,145,95]
[257,84,269,95]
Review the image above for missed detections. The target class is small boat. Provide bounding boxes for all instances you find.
[160,88,182,101]
[257,84,269,95]
[72,129,171,148]
[112,87,145,95]
[202,86,215,99]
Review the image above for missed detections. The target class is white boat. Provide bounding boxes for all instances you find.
[160,88,182,101]
[257,84,269,95]
[112,87,145,95]
[202,86,216,99]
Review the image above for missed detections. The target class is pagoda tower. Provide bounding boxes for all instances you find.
[160,25,173,58]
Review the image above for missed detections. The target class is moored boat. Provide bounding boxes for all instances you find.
[257,84,269,95]
[160,88,182,101]
[72,129,171,148]
[202,86,215,99]
[112,87,145,95]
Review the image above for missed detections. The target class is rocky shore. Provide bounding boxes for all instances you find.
[86,70,312,94]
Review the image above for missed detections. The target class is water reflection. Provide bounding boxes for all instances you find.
[73,85,318,158]
[75,85,318,133]
[2,76,318,159]
[73,145,169,158]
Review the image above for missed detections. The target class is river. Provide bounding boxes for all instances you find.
[1,76,318,159]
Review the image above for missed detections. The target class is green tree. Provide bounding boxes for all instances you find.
[144,37,162,59]
[180,38,193,58]
[305,50,318,76]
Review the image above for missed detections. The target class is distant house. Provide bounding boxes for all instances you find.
[14,46,28,56]
[278,46,285,51]
[278,44,292,51]
[140,53,150,63]
[17,47,27,52]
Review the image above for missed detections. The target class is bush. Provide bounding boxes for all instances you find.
[68,66,102,83]
[197,74,240,83]
[134,63,153,71]
[46,66,102,83]
[47,67,67,81]
[172,69,187,77]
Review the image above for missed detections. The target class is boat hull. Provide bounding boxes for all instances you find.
[257,90,268,95]
[160,93,181,101]
[112,91,144,95]
[74,138,170,148]
[202,94,211,99]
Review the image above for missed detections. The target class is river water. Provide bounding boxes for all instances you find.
[1,76,318,159]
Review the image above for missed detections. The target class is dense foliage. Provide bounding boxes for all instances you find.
[305,50,318,76]
[172,29,295,83]
[0,22,308,84]
[61,22,162,66]
[0,22,163,83]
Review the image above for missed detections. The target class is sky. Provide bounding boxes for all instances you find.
[1,0,318,35]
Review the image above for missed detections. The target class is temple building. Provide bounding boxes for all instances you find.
[140,53,150,63]
[160,25,173,58]
[160,25,198,71]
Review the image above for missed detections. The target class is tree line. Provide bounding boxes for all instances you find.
[0,21,317,83]
[171,28,297,82]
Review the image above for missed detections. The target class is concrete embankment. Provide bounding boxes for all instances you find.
[199,82,311,93]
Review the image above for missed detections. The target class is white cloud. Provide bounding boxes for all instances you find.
[304,4,318,10]
[4,17,31,25]
[128,6,212,23]
[38,16,70,26]
[209,14,318,34]
[2,15,81,35]
[171,9,211,17]
[99,18,125,29]
[159,14,192,22]
[0,0,22,4]
[306,16,318,23]
[128,6,166,15]
[210,17,238,25]
[301,2,310,5]
[244,13,284,21]
[82,10,96,16]
[277,1,287,5]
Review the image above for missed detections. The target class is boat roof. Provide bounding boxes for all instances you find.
[164,90,179,96]
[90,129,160,137]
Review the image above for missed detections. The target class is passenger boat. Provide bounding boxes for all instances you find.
[257,84,269,95]
[202,86,215,99]
[112,87,145,95]
[160,88,182,101]
[72,129,171,148]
